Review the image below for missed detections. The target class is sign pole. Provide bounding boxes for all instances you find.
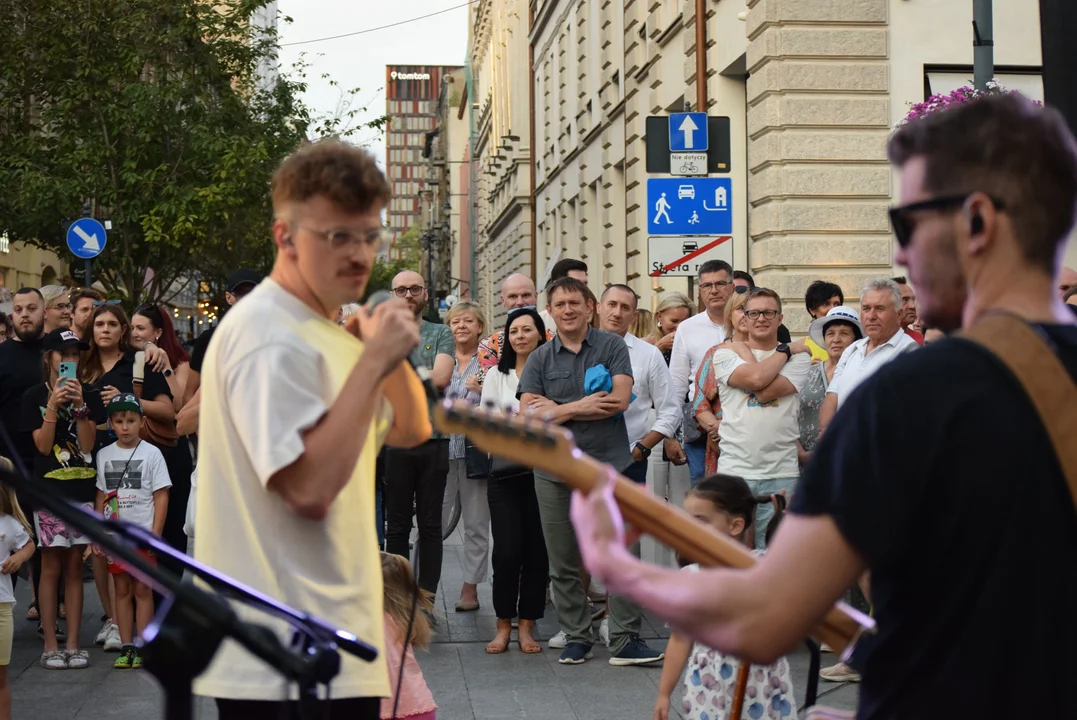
[85,259,92,289]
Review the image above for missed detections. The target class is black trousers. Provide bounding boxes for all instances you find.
[384,439,450,597]
[216,697,379,720]
[487,471,548,621]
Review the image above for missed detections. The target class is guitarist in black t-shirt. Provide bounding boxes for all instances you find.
[570,93,1077,719]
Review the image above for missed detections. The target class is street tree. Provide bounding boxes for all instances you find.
[0,0,384,304]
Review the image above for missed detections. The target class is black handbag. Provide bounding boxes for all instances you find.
[489,454,529,480]
[464,440,491,479]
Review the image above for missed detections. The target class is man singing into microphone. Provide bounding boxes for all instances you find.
[193,141,430,719]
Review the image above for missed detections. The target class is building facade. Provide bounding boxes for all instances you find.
[469,0,535,326]
[464,0,1048,333]
[385,64,463,260]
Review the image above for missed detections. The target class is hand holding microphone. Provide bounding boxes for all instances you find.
[343,291,438,402]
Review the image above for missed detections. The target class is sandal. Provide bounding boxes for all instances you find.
[25,601,38,622]
[485,619,512,654]
[40,650,66,670]
[65,649,89,670]
[516,619,542,654]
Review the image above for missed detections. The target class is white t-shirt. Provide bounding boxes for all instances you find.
[670,311,727,403]
[95,441,172,531]
[713,348,811,479]
[827,328,919,409]
[0,515,30,604]
[480,367,521,413]
[193,278,393,701]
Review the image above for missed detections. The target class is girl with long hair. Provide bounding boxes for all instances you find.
[380,552,436,720]
[0,483,33,710]
[646,292,694,363]
[130,304,191,413]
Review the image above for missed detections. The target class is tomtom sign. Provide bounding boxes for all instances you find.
[391,71,430,81]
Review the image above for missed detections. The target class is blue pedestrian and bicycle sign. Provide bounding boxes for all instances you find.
[67,218,106,260]
[647,177,732,236]
[668,112,708,152]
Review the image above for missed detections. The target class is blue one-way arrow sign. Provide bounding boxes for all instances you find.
[67,218,106,260]
[669,112,708,152]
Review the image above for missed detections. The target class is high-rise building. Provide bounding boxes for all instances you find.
[385,64,464,256]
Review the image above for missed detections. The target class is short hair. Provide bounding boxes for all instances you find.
[71,288,103,305]
[888,93,1077,275]
[271,140,391,215]
[14,287,43,301]
[550,258,588,282]
[804,280,844,315]
[444,300,486,336]
[733,270,755,288]
[861,277,903,311]
[546,276,590,305]
[745,287,782,313]
[600,283,639,310]
[890,276,908,286]
[40,285,70,308]
[698,259,733,281]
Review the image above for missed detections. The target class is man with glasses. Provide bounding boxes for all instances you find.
[193,140,429,719]
[818,278,917,434]
[383,269,454,601]
[733,269,793,343]
[669,259,734,483]
[711,287,811,547]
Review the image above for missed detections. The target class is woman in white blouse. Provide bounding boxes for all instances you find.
[478,308,550,654]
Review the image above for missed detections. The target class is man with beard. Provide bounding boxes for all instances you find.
[193,141,429,718]
[569,93,1077,718]
[382,269,453,602]
[0,289,46,469]
[70,288,104,340]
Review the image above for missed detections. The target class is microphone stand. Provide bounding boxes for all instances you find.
[0,455,376,720]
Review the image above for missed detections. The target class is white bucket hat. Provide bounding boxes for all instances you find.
[809,306,864,347]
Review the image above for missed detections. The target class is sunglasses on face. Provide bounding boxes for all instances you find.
[734,285,749,294]
[888,194,1006,248]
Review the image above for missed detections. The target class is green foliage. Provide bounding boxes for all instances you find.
[0,0,384,304]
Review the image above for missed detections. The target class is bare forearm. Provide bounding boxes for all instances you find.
[142,398,176,423]
[657,632,693,696]
[152,490,169,536]
[95,490,105,515]
[76,418,96,452]
[268,354,389,520]
[182,371,200,407]
[819,394,837,433]
[176,391,199,436]
[753,376,797,405]
[640,430,665,449]
[13,541,34,565]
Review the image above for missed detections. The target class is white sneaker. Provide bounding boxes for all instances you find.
[103,623,123,652]
[548,630,567,649]
[94,620,113,646]
[819,661,861,683]
[599,617,610,647]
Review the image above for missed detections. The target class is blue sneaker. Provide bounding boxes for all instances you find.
[558,642,594,665]
[609,636,664,666]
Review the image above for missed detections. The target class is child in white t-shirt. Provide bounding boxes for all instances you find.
[0,484,33,714]
[93,394,171,670]
[654,474,795,720]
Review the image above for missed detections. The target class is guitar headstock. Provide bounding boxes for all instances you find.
[433,399,583,476]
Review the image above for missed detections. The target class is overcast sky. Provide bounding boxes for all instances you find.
[277,1,471,171]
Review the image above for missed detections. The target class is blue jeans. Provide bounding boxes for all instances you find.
[684,441,707,486]
[747,476,798,549]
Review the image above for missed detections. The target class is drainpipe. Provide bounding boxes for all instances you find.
[972,0,994,91]
[528,2,538,285]
[695,0,708,110]
[466,60,477,300]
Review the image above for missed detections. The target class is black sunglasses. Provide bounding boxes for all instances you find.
[888,194,1006,248]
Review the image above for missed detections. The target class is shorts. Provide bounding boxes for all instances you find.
[107,549,156,576]
[34,504,94,548]
[0,603,11,666]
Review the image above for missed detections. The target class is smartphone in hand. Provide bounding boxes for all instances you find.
[58,361,77,386]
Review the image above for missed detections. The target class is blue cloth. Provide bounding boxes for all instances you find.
[583,364,637,403]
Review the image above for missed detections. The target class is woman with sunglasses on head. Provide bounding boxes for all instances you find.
[129,304,195,564]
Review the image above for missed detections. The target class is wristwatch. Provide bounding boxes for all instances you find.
[634,442,652,459]
[776,343,792,360]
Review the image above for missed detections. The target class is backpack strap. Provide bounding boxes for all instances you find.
[958,313,1077,510]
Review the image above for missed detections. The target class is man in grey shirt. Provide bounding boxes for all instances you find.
[519,277,664,667]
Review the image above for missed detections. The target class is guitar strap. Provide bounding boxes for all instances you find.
[958,313,1077,512]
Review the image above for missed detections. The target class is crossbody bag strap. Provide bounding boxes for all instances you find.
[958,313,1077,510]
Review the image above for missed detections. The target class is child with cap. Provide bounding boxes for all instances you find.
[93,393,171,670]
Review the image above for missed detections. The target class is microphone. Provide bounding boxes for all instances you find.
[363,291,440,403]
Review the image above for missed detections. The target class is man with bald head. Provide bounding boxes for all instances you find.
[383,269,455,600]
[477,272,555,374]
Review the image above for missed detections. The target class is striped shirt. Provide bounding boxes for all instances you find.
[447,353,481,459]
